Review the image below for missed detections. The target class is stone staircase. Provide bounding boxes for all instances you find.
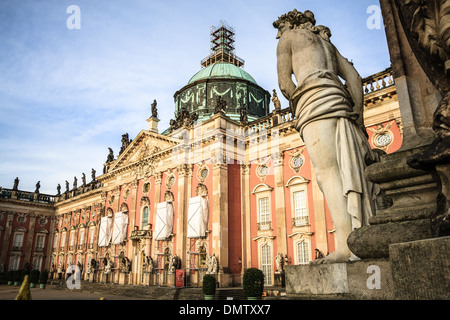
[216,288,245,300]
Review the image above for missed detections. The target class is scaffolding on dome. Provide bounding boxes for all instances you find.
[201,20,245,68]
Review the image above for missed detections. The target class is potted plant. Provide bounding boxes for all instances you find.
[39,270,48,289]
[243,268,265,300]
[13,270,21,286]
[30,269,40,288]
[202,274,216,300]
[6,270,14,286]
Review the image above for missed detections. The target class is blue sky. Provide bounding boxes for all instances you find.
[0,0,389,194]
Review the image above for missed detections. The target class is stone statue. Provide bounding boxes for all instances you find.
[57,184,61,196]
[120,133,132,154]
[73,176,77,190]
[91,168,96,182]
[164,190,175,237]
[106,147,114,163]
[104,258,112,275]
[214,96,227,114]
[65,180,69,193]
[275,252,284,273]
[315,249,324,260]
[89,259,97,274]
[34,181,40,193]
[274,9,379,263]
[81,173,86,187]
[206,253,218,274]
[13,177,19,190]
[239,106,248,124]
[272,89,282,110]
[151,99,158,118]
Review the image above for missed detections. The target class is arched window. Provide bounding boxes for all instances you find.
[296,240,311,265]
[260,243,272,286]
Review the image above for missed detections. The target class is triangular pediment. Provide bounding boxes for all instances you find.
[108,130,180,172]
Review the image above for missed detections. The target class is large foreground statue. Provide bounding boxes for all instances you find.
[274,9,379,263]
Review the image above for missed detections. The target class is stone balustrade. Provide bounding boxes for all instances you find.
[363,67,394,94]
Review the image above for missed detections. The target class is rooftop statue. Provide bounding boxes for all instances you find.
[151,99,158,118]
[274,9,379,263]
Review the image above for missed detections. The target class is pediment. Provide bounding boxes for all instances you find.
[108,130,180,172]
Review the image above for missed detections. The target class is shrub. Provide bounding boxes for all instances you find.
[20,267,30,282]
[39,270,49,284]
[6,270,14,282]
[13,270,21,283]
[30,269,40,284]
[243,268,265,298]
[202,274,216,295]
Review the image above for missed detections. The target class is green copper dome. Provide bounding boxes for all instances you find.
[188,62,258,85]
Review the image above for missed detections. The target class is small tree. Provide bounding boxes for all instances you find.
[13,270,21,284]
[202,274,216,296]
[30,269,40,284]
[243,268,265,299]
[6,270,14,284]
[39,270,49,285]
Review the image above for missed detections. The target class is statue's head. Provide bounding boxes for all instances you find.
[273,9,317,38]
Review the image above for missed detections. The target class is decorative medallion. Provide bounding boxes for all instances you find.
[39,217,48,227]
[256,162,270,182]
[142,182,151,194]
[288,146,306,173]
[17,214,26,225]
[197,162,209,183]
[368,121,395,151]
[166,172,176,190]
[123,186,131,202]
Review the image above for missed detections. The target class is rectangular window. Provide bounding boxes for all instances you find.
[33,256,43,270]
[78,229,85,250]
[36,234,45,251]
[13,233,23,249]
[53,234,58,249]
[261,244,272,286]
[258,197,271,231]
[60,233,66,249]
[142,206,149,228]
[293,190,309,226]
[10,256,20,271]
[89,228,95,248]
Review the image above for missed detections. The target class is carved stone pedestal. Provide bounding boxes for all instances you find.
[274,272,285,287]
[119,272,129,285]
[389,236,450,299]
[348,147,438,259]
[285,259,394,299]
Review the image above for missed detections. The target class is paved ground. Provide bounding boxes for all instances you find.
[0,284,148,300]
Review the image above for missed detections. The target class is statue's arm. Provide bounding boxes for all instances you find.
[336,49,364,128]
[276,38,296,100]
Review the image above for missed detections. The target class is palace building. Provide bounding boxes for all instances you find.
[0,22,402,288]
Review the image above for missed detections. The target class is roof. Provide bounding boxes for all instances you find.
[187,62,257,85]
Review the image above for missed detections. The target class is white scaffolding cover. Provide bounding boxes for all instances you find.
[187,196,209,238]
[112,212,128,244]
[155,202,169,240]
[98,216,112,247]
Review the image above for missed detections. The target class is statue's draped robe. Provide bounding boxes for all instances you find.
[291,70,379,228]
